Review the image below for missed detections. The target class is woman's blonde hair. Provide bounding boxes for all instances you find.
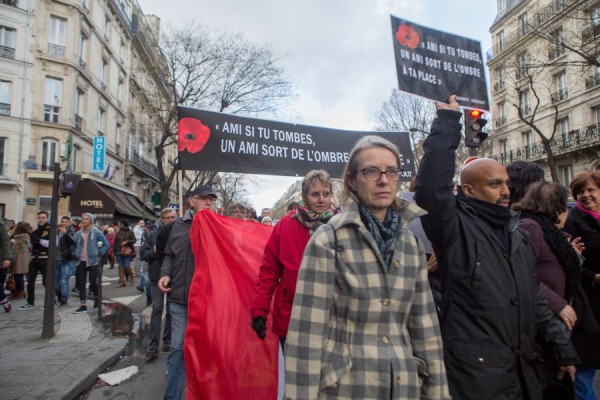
[341,135,401,205]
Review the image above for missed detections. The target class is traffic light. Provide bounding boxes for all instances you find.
[464,109,488,147]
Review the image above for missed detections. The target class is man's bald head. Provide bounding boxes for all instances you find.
[460,158,511,207]
[461,158,503,185]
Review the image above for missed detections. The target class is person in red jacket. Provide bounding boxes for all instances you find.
[251,169,339,347]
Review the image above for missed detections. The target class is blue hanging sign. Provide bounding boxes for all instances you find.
[93,136,106,173]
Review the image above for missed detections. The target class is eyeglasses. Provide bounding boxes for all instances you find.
[360,167,402,181]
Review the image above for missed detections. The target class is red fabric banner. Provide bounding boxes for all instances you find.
[185,210,278,399]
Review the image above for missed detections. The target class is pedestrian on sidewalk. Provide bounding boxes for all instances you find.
[9,221,31,300]
[114,220,136,287]
[19,211,50,310]
[0,217,13,312]
[56,216,76,306]
[106,227,116,269]
[159,185,217,400]
[73,213,109,313]
[143,207,177,359]
[133,219,145,277]
[140,224,155,302]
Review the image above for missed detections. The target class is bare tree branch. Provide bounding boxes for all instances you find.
[144,20,295,207]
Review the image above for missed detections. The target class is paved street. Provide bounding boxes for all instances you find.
[77,265,170,399]
[1,263,599,399]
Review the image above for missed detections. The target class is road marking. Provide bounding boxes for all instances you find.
[111,295,143,306]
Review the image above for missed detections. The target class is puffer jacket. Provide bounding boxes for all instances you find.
[161,209,195,305]
[415,109,578,400]
[285,198,450,400]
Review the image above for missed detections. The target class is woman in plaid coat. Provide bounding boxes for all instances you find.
[285,136,449,399]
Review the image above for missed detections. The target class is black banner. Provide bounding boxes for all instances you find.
[178,107,415,181]
[391,15,489,111]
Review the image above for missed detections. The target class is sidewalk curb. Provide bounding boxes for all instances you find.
[66,338,128,400]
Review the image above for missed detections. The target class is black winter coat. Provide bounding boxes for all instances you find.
[160,210,194,305]
[415,110,578,400]
[564,206,600,368]
[58,229,76,261]
[30,223,50,258]
[141,227,160,284]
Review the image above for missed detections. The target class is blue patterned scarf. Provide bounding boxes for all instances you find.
[358,204,403,267]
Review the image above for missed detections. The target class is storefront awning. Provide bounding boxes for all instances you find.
[69,179,154,220]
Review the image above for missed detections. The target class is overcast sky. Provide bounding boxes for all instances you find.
[139,0,498,211]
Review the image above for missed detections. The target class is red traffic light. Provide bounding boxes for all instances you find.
[469,109,482,118]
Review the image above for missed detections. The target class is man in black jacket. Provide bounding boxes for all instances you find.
[158,185,216,400]
[19,211,51,310]
[56,216,76,306]
[142,207,177,359]
[415,95,577,399]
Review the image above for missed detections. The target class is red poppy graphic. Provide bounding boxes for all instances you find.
[178,117,211,154]
[396,24,420,49]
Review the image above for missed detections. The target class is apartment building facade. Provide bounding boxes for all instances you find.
[0,0,34,220]
[0,0,175,223]
[488,0,600,188]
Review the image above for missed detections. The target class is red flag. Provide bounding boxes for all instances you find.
[186,210,278,399]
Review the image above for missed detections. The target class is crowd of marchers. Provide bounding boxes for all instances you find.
[1,94,599,400]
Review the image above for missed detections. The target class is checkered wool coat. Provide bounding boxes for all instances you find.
[284,198,450,400]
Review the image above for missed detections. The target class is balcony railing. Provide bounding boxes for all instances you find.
[583,23,600,42]
[115,143,120,156]
[548,47,565,60]
[48,43,65,57]
[131,13,170,91]
[126,148,158,176]
[74,114,82,130]
[109,0,131,31]
[0,45,15,60]
[489,0,575,60]
[585,73,600,90]
[44,105,60,123]
[495,116,507,127]
[100,81,106,91]
[0,0,18,6]
[496,125,600,164]
[0,103,10,116]
[551,88,568,103]
[493,81,505,92]
[81,1,88,13]
[79,57,86,69]
[516,68,529,80]
[521,106,531,116]
[518,25,529,38]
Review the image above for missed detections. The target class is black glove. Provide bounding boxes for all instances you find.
[251,316,267,339]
